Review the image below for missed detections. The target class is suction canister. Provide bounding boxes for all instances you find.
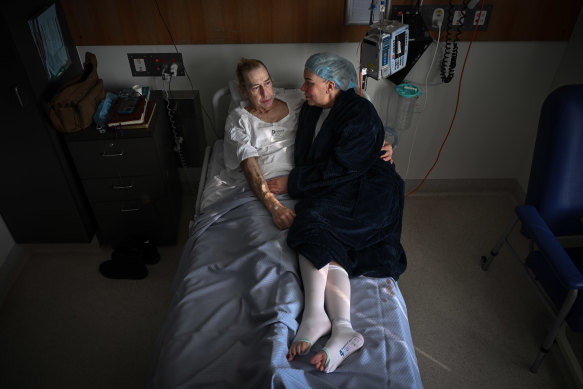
[394,83,420,131]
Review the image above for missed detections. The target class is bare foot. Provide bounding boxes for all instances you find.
[310,322,364,373]
[310,350,328,371]
[286,313,331,362]
[287,340,311,361]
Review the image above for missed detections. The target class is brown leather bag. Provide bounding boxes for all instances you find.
[48,52,105,133]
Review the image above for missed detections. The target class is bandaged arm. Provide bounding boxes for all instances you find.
[241,157,295,230]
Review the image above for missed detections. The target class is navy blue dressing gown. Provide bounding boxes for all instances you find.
[286,89,407,279]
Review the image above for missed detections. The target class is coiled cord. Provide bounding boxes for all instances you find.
[440,0,468,83]
[163,78,188,169]
[406,0,484,198]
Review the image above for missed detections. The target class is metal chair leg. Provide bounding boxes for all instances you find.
[481,216,519,271]
[556,322,583,388]
[530,289,578,373]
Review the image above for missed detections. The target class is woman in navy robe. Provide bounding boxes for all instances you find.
[271,53,407,373]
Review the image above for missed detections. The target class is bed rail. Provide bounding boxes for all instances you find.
[212,86,230,140]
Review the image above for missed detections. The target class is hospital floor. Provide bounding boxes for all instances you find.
[0,187,582,388]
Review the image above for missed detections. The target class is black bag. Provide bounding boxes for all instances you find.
[48,52,105,133]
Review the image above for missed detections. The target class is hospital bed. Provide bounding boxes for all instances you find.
[148,82,423,388]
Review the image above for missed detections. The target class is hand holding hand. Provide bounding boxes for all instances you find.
[380,141,394,164]
[267,176,289,195]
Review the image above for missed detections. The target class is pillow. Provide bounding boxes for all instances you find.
[228,80,248,107]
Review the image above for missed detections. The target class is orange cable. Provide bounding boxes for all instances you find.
[405,0,485,198]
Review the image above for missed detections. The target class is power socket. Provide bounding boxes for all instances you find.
[452,10,465,26]
[127,53,185,77]
[392,4,493,32]
[473,10,488,25]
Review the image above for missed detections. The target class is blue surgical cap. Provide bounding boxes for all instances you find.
[305,53,358,91]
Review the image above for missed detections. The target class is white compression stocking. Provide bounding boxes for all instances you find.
[320,264,364,373]
[291,255,332,353]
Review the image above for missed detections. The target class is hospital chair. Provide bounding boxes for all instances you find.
[481,84,583,384]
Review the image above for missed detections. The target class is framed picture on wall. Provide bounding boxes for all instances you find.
[345,0,380,25]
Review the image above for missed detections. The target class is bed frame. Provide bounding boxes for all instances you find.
[148,83,423,389]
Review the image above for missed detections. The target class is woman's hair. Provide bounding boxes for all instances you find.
[236,58,271,88]
[304,53,358,91]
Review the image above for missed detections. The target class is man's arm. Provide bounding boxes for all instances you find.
[241,157,295,230]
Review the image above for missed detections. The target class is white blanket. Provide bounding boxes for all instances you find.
[149,188,423,388]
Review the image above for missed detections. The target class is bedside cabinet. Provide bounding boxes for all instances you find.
[65,91,181,247]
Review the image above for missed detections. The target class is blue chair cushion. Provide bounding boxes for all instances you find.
[526,247,583,332]
[517,205,583,290]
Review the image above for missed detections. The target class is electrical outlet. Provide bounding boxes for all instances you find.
[473,10,487,25]
[127,53,185,77]
[391,4,493,32]
[452,10,465,26]
[133,58,146,72]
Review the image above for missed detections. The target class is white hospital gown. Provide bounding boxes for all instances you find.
[200,88,305,211]
[224,88,304,179]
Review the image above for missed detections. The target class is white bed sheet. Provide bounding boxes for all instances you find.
[198,140,239,212]
[149,84,422,388]
[150,189,422,388]
[149,142,423,388]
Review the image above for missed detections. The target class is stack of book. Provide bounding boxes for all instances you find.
[105,87,156,129]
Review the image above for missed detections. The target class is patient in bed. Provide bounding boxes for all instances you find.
[222,58,302,229]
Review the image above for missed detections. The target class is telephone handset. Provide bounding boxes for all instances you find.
[440,0,468,83]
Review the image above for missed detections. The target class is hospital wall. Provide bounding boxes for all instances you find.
[80,34,579,193]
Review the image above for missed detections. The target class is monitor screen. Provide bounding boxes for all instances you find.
[393,31,407,59]
[28,3,71,81]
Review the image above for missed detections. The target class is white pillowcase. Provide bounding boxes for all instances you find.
[228,80,248,107]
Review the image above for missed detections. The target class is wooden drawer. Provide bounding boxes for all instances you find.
[82,175,164,202]
[91,192,180,246]
[68,138,160,178]
[92,199,158,246]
